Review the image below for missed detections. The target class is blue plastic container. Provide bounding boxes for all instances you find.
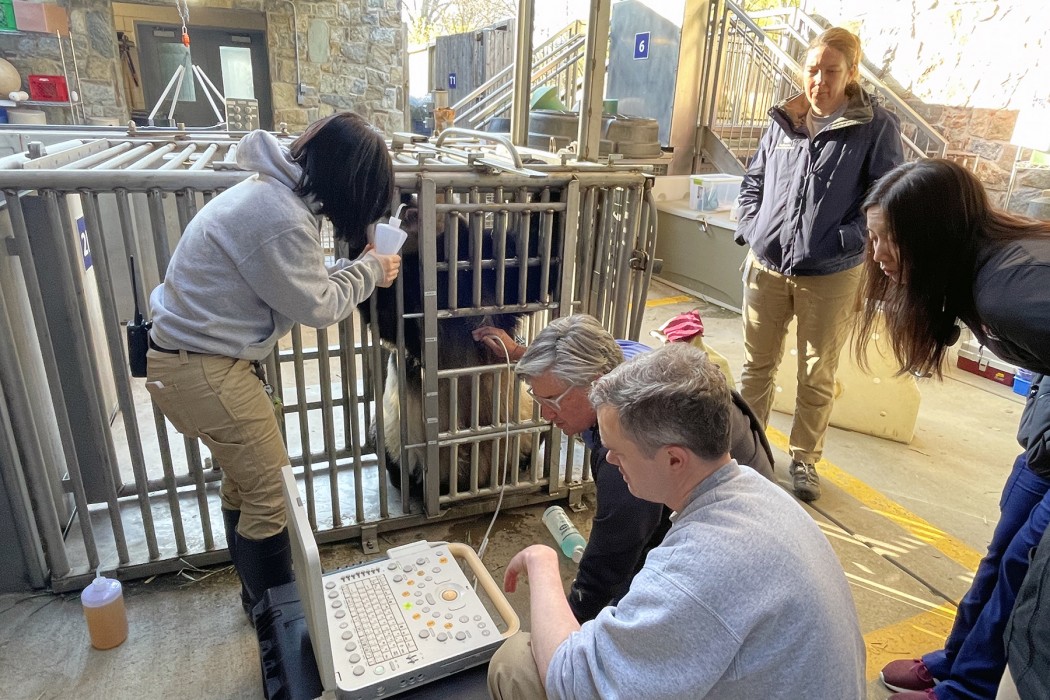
[1014,368,1034,396]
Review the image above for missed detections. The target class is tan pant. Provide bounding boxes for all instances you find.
[145,349,289,540]
[740,253,861,464]
[487,632,548,699]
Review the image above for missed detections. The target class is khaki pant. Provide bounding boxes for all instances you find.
[487,632,548,699]
[145,349,289,540]
[740,253,861,464]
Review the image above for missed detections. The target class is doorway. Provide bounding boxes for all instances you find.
[136,23,273,130]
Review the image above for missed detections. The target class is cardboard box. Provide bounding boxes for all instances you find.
[12,1,69,36]
[690,174,743,212]
[956,341,1017,387]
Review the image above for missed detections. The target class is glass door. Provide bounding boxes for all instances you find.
[136,24,273,130]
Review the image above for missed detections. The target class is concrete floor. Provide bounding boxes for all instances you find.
[0,278,1025,700]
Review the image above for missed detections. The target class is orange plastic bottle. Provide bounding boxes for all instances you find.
[81,569,128,650]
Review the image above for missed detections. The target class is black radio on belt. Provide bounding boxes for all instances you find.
[127,256,151,378]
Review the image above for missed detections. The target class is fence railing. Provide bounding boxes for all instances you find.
[701,2,947,170]
[452,21,587,131]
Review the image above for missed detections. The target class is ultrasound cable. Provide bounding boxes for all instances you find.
[476,333,515,564]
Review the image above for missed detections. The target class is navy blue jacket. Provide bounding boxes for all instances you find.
[734,89,904,276]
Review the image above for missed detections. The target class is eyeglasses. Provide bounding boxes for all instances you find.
[526,383,575,412]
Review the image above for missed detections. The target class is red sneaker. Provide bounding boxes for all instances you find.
[880,659,937,693]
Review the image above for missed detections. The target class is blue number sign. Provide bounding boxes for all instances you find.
[634,32,650,60]
[78,217,92,270]
[448,72,457,89]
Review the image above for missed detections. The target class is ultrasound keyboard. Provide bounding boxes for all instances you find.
[282,466,519,699]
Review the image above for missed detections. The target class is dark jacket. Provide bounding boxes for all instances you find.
[734,88,904,276]
[972,236,1050,479]
[568,390,776,622]
[1005,523,1050,699]
[972,237,1050,377]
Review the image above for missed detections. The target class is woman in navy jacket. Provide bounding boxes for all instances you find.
[858,158,1050,700]
[734,27,903,502]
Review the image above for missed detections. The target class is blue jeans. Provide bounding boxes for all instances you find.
[923,454,1050,700]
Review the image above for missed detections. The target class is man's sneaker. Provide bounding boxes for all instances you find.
[789,460,821,502]
[880,659,937,693]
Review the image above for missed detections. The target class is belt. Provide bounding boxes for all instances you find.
[148,336,181,354]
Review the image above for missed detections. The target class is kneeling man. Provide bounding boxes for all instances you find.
[488,343,865,699]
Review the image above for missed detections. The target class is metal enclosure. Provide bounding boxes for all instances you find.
[0,129,657,592]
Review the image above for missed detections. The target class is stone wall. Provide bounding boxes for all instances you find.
[807,0,1050,212]
[0,0,404,134]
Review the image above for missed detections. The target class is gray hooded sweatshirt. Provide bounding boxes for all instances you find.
[149,130,383,360]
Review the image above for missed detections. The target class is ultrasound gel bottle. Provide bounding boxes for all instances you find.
[542,506,586,563]
[81,567,128,650]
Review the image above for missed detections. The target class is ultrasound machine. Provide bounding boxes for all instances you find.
[278,466,520,699]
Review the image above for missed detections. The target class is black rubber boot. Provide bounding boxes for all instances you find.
[221,509,253,619]
[234,528,295,618]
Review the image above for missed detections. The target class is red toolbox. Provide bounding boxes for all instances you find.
[956,340,1017,387]
[28,74,69,102]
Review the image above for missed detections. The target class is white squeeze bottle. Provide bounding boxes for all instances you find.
[373,203,408,254]
[81,566,129,650]
[543,505,586,563]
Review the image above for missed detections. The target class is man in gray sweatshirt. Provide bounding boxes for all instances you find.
[488,342,865,699]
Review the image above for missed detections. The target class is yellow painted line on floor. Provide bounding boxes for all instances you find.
[765,427,983,572]
[764,427,979,676]
[644,295,693,308]
[864,608,956,682]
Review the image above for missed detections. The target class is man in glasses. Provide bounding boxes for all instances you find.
[486,343,864,699]
[473,314,774,622]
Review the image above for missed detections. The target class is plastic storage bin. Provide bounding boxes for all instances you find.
[690,174,743,212]
[0,0,15,31]
[28,74,69,102]
[1014,368,1036,396]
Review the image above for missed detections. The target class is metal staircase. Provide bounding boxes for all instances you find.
[699,2,947,174]
[451,21,586,131]
[447,3,947,172]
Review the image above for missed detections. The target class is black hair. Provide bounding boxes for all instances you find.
[855,158,1050,377]
[289,112,393,249]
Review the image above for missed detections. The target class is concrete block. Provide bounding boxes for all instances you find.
[771,314,919,444]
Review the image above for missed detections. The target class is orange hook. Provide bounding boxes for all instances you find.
[181,31,190,47]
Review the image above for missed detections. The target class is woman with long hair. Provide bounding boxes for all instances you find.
[146,112,401,620]
[857,158,1050,699]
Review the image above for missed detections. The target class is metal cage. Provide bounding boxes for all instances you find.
[0,129,657,591]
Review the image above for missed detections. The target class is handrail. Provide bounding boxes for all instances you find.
[702,2,947,166]
[454,34,585,126]
[451,20,587,130]
[752,13,947,157]
[459,48,585,130]
[434,128,524,169]
[451,21,583,114]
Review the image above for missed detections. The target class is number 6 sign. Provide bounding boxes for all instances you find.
[634,32,650,60]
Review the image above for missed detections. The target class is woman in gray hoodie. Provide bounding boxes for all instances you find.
[146,112,401,618]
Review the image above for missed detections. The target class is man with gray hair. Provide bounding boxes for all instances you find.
[487,342,865,699]
[475,314,774,622]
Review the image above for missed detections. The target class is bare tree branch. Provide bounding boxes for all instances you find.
[402,0,516,45]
